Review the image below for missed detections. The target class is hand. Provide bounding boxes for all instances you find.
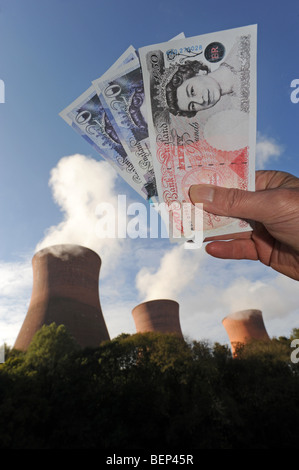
[189,170,299,281]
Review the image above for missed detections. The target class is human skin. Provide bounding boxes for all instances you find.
[189,170,299,281]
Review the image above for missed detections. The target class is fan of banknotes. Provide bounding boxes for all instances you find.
[60,25,257,246]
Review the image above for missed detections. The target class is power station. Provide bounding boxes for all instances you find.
[14,244,273,355]
[132,299,183,338]
[14,244,110,350]
[222,309,270,356]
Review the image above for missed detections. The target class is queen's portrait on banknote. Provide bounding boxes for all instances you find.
[164,35,250,118]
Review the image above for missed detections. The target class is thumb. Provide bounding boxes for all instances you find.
[188,184,278,223]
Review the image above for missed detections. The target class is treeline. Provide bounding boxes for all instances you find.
[0,323,299,449]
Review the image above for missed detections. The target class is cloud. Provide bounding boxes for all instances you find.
[256,133,284,169]
[136,244,201,302]
[221,275,299,320]
[35,153,127,272]
[2,147,298,349]
[134,243,299,345]
[0,153,132,346]
[0,257,32,345]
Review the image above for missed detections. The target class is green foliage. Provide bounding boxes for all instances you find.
[0,323,299,449]
[290,328,299,340]
[24,323,79,371]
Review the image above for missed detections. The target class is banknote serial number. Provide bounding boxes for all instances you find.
[166,45,202,60]
[167,45,202,55]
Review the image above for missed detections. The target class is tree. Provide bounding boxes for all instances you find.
[0,325,299,448]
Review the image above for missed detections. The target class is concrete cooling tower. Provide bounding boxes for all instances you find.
[132,299,184,338]
[222,309,270,356]
[14,244,110,350]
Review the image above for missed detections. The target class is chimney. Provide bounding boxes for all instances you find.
[14,244,110,350]
[222,309,270,356]
[132,299,183,338]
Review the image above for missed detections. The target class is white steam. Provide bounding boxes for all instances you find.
[135,244,299,343]
[136,244,200,302]
[1,139,298,347]
[35,154,125,265]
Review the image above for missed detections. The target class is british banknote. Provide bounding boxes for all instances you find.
[92,59,158,199]
[139,25,257,239]
[59,47,149,200]
[59,85,149,200]
[92,34,186,202]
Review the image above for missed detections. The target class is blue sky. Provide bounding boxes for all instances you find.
[0,0,298,347]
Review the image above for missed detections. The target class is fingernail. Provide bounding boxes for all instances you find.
[189,185,215,204]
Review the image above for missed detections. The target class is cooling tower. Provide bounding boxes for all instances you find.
[132,299,183,338]
[222,309,270,356]
[14,244,110,350]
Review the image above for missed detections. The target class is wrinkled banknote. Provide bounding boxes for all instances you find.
[139,25,257,238]
[59,47,149,200]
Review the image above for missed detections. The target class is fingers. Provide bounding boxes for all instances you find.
[189,184,282,224]
[204,230,252,242]
[255,170,299,191]
[205,238,259,260]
